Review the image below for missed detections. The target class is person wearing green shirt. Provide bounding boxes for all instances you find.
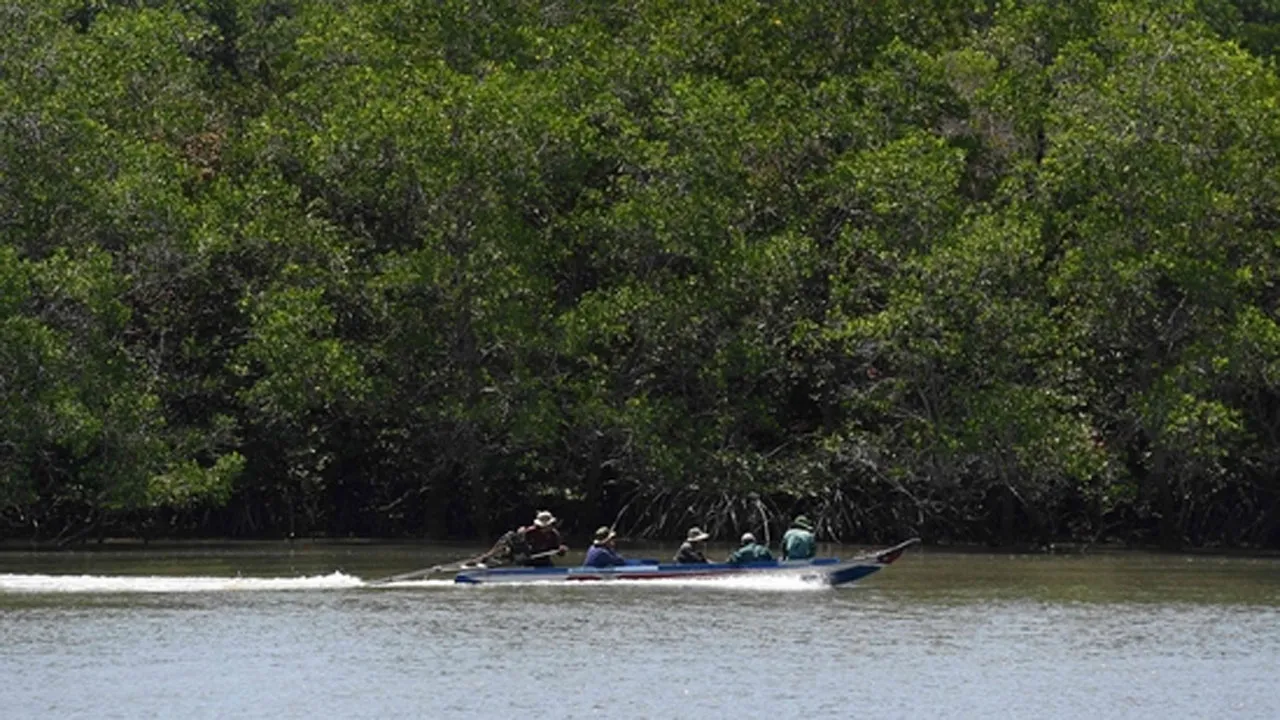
[782,515,816,561]
[727,532,774,564]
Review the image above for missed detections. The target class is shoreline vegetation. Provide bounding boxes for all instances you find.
[3,1,1280,550]
[3,537,1279,562]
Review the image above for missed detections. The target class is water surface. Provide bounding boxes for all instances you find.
[2,542,1277,719]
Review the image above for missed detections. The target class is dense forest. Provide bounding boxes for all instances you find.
[2,0,1279,549]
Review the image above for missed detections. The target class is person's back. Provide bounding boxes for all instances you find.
[584,543,626,568]
[674,526,711,564]
[674,542,709,564]
[728,533,774,564]
[485,529,529,566]
[583,526,627,568]
[782,515,816,561]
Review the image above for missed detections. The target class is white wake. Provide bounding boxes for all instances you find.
[0,571,365,594]
[1,571,835,594]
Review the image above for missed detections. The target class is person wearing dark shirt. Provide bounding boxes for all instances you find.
[674,527,711,564]
[473,528,525,567]
[583,526,627,568]
[516,510,568,567]
[727,532,774,564]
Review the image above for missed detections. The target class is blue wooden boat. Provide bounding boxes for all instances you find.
[452,538,920,585]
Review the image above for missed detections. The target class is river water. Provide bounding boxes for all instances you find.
[1,541,1277,719]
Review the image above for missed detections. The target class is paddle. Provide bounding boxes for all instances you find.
[488,547,564,567]
[365,550,487,585]
[366,547,564,585]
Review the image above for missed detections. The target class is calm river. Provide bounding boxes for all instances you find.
[2,541,1278,719]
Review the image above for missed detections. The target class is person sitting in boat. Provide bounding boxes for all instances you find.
[674,527,711,564]
[583,526,627,567]
[472,530,521,567]
[473,525,533,567]
[781,515,816,561]
[727,532,774,564]
[514,510,568,567]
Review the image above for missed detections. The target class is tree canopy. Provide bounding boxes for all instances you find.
[2,0,1278,548]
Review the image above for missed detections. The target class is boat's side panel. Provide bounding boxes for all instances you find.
[453,565,571,584]
[455,562,750,584]
[564,567,730,582]
[822,564,883,587]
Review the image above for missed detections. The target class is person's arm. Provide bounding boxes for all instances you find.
[477,539,502,563]
[476,532,515,564]
[674,544,690,563]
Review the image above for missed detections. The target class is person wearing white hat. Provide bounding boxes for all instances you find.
[727,531,773,564]
[472,510,567,567]
[515,510,567,566]
[674,527,712,564]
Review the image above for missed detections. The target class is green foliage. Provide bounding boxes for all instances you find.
[2,0,1278,546]
[236,284,369,421]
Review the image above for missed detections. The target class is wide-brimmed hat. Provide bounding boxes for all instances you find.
[792,515,813,531]
[593,526,616,544]
[740,532,756,545]
[686,527,710,542]
[533,510,557,528]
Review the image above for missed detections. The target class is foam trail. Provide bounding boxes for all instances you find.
[1,572,835,594]
[0,572,364,594]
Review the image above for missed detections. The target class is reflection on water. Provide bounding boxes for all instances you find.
[1,543,1278,719]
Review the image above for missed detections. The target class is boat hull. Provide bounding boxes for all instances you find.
[452,538,919,586]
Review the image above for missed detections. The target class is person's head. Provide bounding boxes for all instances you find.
[740,532,756,546]
[533,510,557,529]
[792,515,813,531]
[686,527,710,544]
[593,526,616,546]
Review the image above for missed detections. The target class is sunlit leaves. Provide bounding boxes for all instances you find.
[236,285,370,422]
[148,451,244,508]
[826,131,966,246]
[3,0,1279,546]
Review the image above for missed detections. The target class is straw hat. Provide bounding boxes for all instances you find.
[686,527,710,543]
[533,510,557,528]
[593,526,616,544]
